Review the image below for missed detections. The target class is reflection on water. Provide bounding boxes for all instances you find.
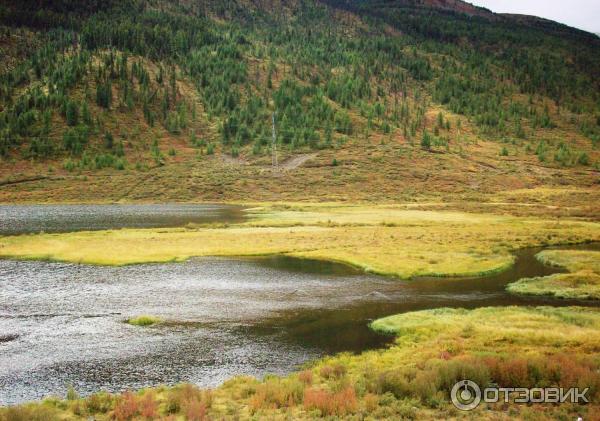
[1,243,599,404]
[252,244,600,354]
[0,204,245,235]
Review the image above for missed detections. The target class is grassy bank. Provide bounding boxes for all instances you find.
[508,249,600,300]
[0,204,599,279]
[2,306,599,420]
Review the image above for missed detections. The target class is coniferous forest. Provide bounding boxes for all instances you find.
[0,0,598,181]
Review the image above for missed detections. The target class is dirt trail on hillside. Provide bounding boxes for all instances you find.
[279,153,318,170]
[221,154,247,165]
[0,175,48,186]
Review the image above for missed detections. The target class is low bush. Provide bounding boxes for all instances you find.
[303,386,358,416]
[112,391,138,421]
[139,392,158,419]
[184,398,207,421]
[249,378,304,412]
[85,392,114,414]
[298,369,313,385]
[484,354,600,398]
[376,369,412,398]
[165,383,211,415]
[319,364,346,380]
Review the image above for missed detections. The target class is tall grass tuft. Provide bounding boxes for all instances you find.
[112,391,139,421]
[165,383,212,416]
[139,392,158,419]
[125,315,161,326]
[303,386,358,416]
[298,369,313,385]
[249,378,304,413]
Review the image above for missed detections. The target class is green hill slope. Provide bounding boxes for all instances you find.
[0,0,598,206]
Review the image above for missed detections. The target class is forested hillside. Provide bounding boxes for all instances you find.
[0,0,598,204]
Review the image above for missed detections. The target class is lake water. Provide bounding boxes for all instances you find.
[0,204,245,235]
[0,205,598,405]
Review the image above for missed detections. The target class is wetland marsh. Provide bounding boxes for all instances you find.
[1,204,599,407]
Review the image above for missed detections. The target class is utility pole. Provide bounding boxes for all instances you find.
[272,112,278,169]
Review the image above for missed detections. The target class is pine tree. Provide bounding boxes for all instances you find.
[65,100,79,126]
[104,132,114,150]
[421,130,432,150]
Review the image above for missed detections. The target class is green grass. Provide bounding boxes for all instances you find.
[126,315,161,327]
[507,250,600,300]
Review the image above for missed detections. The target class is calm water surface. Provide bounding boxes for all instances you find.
[0,204,245,235]
[0,205,598,405]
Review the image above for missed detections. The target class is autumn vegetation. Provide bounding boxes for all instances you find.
[2,306,599,420]
[1,1,599,420]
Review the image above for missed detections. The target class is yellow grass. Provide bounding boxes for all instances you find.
[0,204,599,278]
[536,249,600,273]
[244,204,509,226]
[508,250,600,300]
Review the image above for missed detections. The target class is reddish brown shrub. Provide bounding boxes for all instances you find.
[139,392,158,419]
[184,398,207,421]
[299,369,313,385]
[483,353,600,397]
[165,383,206,414]
[304,386,357,416]
[546,354,600,398]
[113,391,139,421]
[249,387,282,413]
[249,379,303,413]
[439,350,452,361]
[249,388,267,413]
[304,388,329,414]
[180,383,203,402]
[488,358,529,387]
[320,365,334,379]
[363,393,379,412]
